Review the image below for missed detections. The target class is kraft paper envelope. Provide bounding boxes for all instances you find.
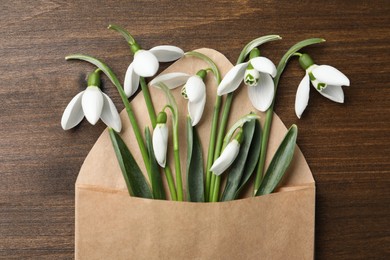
[75,48,315,259]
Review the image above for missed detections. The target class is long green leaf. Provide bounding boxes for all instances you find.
[145,127,166,200]
[234,119,262,199]
[256,125,298,196]
[254,38,325,195]
[186,117,205,202]
[221,119,256,201]
[108,128,152,199]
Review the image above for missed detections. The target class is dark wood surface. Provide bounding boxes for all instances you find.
[1,0,389,259]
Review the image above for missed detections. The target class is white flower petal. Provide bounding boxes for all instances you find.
[250,57,277,77]
[186,75,205,103]
[149,45,184,62]
[149,72,190,89]
[312,65,350,86]
[123,63,140,97]
[100,93,122,132]
[61,91,85,130]
[153,124,168,167]
[81,87,104,125]
[217,62,248,96]
[188,93,206,126]
[247,72,275,112]
[209,140,240,176]
[133,50,159,77]
[317,84,345,103]
[295,74,311,118]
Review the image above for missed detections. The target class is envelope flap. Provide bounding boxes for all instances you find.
[76,48,314,195]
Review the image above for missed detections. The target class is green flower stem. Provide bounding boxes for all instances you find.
[118,27,177,199]
[253,38,325,195]
[158,83,184,201]
[109,24,178,200]
[205,95,222,201]
[164,165,178,201]
[151,106,177,201]
[184,51,222,202]
[209,93,233,202]
[141,81,177,201]
[171,104,183,201]
[173,143,183,201]
[208,35,282,202]
[65,54,152,180]
[140,77,157,128]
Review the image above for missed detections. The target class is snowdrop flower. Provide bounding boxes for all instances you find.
[295,53,350,118]
[217,48,277,111]
[210,130,243,176]
[153,111,169,167]
[124,44,184,97]
[61,70,122,132]
[150,69,207,126]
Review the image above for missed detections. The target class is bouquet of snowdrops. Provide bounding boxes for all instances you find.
[61,25,349,202]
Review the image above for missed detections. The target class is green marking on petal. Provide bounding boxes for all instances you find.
[244,68,260,87]
[308,71,316,81]
[181,86,188,99]
[317,82,327,90]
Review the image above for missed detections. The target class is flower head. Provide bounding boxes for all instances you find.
[124,45,184,97]
[61,70,122,132]
[209,129,243,176]
[152,111,168,167]
[150,69,207,126]
[217,48,277,112]
[295,53,350,118]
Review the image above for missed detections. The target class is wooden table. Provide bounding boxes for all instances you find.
[1,1,389,258]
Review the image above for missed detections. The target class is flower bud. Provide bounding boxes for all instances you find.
[153,122,168,168]
[209,132,242,176]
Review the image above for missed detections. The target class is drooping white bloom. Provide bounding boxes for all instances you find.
[61,71,121,132]
[209,139,241,176]
[150,71,206,126]
[124,45,184,97]
[152,124,168,167]
[61,86,122,132]
[217,53,277,112]
[295,53,350,118]
[152,111,169,167]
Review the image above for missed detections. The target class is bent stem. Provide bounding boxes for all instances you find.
[209,35,281,202]
[210,113,259,202]
[185,51,221,201]
[110,25,178,200]
[253,38,325,195]
[159,83,184,201]
[209,93,233,202]
[65,54,152,180]
[141,78,178,200]
[140,77,157,128]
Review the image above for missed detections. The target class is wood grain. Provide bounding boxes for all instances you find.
[0,0,389,259]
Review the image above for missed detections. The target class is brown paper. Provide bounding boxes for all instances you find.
[75,48,315,259]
